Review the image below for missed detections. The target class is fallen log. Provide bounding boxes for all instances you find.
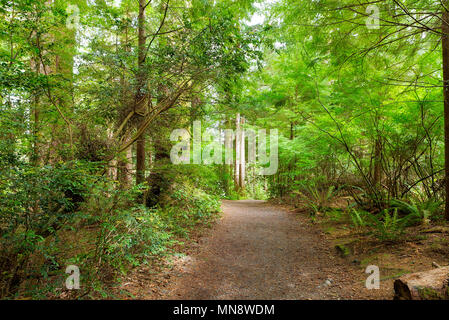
[394,266,449,300]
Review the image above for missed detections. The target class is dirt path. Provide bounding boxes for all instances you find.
[149,200,391,300]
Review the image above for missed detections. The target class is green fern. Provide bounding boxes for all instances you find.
[390,198,442,226]
[294,184,336,216]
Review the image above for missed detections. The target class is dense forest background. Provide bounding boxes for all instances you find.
[1,0,449,299]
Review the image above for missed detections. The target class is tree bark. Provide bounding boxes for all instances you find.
[107,129,117,180]
[239,116,246,190]
[118,131,133,188]
[224,117,232,195]
[234,113,241,191]
[145,88,171,207]
[442,10,449,220]
[136,135,146,185]
[145,135,170,207]
[373,136,382,187]
[32,60,41,166]
[135,0,147,186]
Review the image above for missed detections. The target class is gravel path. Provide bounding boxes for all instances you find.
[158,200,388,300]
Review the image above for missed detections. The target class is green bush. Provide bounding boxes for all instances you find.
[163,182,221,235]
[64,180,221,298]
[0,145,223,298]
[77,183,174,274]
[0,160,99,297]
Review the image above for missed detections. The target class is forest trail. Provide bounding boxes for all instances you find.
[155,200,389,300]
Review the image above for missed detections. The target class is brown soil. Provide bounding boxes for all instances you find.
[122,200,419,300]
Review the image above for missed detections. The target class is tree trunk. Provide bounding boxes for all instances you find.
[31,0,76,165]
[373,136,382,187]
[442,10,449,220]
[234,113,241,191]
[145,141,168,207]
[118,131,133,188]
[224,117,232,196]
[145,88,171,207]
[107,129,117,180]
[135,0,147,186]
[239,116,246,190]
[394,266,449,300]
[136,135,146,185]
[32,61,41,167]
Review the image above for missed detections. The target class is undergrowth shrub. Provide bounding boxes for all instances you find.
[64,179,221,298]
[72,182,175,296]
[390,198,443,225]
[0,159,222,299]
[162,182,221,237]
[326,209,345,222]
[0,160,98,298]
[349,208,407,241]
[294,184,337,216]
[372,209,407,241]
